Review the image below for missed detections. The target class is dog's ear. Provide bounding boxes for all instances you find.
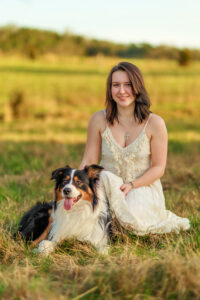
[84,164,104,180]
[51,165,70,180]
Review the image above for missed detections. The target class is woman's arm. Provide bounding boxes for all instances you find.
[79,112,104,169]
[121,114,168,195]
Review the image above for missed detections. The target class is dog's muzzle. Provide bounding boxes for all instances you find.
[62,185,81,210]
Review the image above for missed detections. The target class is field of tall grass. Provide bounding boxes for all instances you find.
[0,55,200,299]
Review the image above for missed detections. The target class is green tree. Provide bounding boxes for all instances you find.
[178,48,191,66]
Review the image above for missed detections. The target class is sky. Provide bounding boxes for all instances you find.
[0,0,200,49]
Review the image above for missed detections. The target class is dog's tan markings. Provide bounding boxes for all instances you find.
[65,175,70,181]
[55,187,63,202]
[86,165,102,179]
[30,214,53,249]
[74,176,80,184]
[77,187,93,203]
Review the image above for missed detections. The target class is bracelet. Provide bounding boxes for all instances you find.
[129,181,134,189]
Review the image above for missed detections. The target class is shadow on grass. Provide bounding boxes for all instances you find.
[0,141,85,176]
[1,66,200,77]
[168,140,200,154]
[0,139,199,176]
[0,66,107,76]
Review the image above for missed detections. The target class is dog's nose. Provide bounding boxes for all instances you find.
[63,187,71,195]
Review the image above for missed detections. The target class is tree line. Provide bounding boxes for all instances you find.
[0,25,199,63]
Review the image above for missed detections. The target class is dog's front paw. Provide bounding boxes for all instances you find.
[37,240,55,255]
[97,245,109,255]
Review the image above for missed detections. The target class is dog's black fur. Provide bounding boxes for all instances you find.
[16,201,53,242]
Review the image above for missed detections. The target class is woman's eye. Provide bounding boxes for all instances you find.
[126,83,132,86]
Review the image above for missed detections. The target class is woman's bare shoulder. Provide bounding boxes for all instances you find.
[147,113,167,136]
[88,110,107,133]
[149,113,166,126]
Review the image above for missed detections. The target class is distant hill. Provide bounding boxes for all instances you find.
[0,25,200,60]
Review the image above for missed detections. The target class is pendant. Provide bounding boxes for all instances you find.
[125,133,130,141]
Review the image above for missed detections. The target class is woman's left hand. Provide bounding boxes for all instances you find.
[120,183,132,196]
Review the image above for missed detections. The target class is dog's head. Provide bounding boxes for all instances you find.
[51,164,103,211]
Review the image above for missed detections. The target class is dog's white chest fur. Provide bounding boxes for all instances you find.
[50,200,100,242]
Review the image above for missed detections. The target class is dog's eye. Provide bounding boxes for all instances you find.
[75,180,82,186]
[63,180,69,185]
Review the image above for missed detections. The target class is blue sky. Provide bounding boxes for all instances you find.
[0,0,200,48]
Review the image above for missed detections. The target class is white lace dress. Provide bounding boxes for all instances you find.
[98,113,190,235]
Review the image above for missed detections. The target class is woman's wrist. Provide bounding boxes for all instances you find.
[129,181,135,189]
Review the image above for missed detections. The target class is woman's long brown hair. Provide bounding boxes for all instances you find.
[105,62,151,124]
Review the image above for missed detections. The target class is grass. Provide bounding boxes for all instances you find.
[0,55,200,299]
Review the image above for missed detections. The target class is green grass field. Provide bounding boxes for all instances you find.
[0,55,200,299]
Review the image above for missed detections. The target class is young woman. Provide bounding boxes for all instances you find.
[79,62,190,235]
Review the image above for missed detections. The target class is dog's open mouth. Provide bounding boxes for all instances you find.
[64,194,81,210]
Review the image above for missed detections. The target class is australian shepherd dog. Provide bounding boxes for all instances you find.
[17,165,111,255]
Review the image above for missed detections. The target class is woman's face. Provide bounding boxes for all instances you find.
[111,70,135,108]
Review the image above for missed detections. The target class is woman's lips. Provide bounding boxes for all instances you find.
[119,97,129,101]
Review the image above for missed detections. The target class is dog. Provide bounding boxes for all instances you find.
[17,164,111,255]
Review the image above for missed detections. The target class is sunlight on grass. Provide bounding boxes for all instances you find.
[0,56,200,299]
[169,131,200,142]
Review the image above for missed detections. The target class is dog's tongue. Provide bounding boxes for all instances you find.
[64,198,74,210]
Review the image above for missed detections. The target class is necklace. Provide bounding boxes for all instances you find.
[125,132,130,141]
[118,117,134,142]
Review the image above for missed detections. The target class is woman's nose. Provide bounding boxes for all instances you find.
[119,84,125,93]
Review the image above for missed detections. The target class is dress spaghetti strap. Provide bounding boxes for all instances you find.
[144,113,152,130]
[103,109,108,125]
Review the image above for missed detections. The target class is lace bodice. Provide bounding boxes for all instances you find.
[100,114,152,183]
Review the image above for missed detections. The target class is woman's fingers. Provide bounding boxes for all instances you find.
[120,183,132,195]
[124,188,129,195]
[120,184,125,191]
